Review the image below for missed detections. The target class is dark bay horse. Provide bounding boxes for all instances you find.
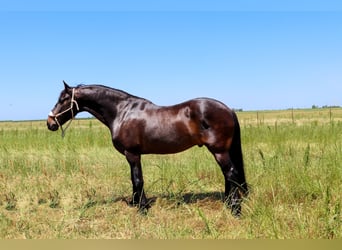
[47,81,248,216]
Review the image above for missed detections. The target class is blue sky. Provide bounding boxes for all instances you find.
[1,1,342,120]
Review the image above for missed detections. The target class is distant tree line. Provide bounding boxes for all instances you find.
[233,108,244,112]
[232,106,341,112]
[312,105,341,109]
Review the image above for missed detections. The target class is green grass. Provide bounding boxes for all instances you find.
[0,109,341,239]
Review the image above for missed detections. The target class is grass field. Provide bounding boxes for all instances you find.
[0,108,341,239]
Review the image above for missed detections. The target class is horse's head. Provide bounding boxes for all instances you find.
[47,81,80,132]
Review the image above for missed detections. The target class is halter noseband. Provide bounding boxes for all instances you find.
[49,88,79,138]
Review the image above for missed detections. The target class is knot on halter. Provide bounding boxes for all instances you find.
[51,88,79,138]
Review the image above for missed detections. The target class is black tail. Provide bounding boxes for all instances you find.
[229,111,249,196]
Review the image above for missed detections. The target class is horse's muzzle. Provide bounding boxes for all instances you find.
[47,116,59,131]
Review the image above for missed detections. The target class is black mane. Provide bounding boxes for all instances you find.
[77,84,141,100]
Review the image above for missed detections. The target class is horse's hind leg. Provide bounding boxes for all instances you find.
[212,152,243,217]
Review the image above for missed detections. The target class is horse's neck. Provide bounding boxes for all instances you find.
[79,88,121,128]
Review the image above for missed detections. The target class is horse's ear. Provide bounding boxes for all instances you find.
[63,80,71,91]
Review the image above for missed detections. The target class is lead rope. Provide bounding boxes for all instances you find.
[54,88,80,138]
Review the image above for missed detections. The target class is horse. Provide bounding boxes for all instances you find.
[47,81,248,216]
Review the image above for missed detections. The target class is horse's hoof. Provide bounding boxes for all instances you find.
[225,198,242,218]
[139,202,151,210]
[231,204,241,218]
[126,198,139,207]
[138,206,149,215]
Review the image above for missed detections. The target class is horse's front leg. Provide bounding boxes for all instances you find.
[125,151,149,211]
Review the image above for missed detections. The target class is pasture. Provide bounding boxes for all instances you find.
[0,108,341,239]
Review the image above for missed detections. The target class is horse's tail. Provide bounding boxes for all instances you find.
[229,111,249,196]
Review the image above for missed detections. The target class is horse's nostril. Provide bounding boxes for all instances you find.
[47,120,59,131]
[48,124,55,131]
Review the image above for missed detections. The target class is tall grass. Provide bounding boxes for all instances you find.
[0,110,341,238]
[241,119,342,238]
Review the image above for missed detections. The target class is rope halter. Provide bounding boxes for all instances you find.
[49,88,79,138]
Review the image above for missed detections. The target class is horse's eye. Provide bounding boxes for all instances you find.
[59,96,69,103]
